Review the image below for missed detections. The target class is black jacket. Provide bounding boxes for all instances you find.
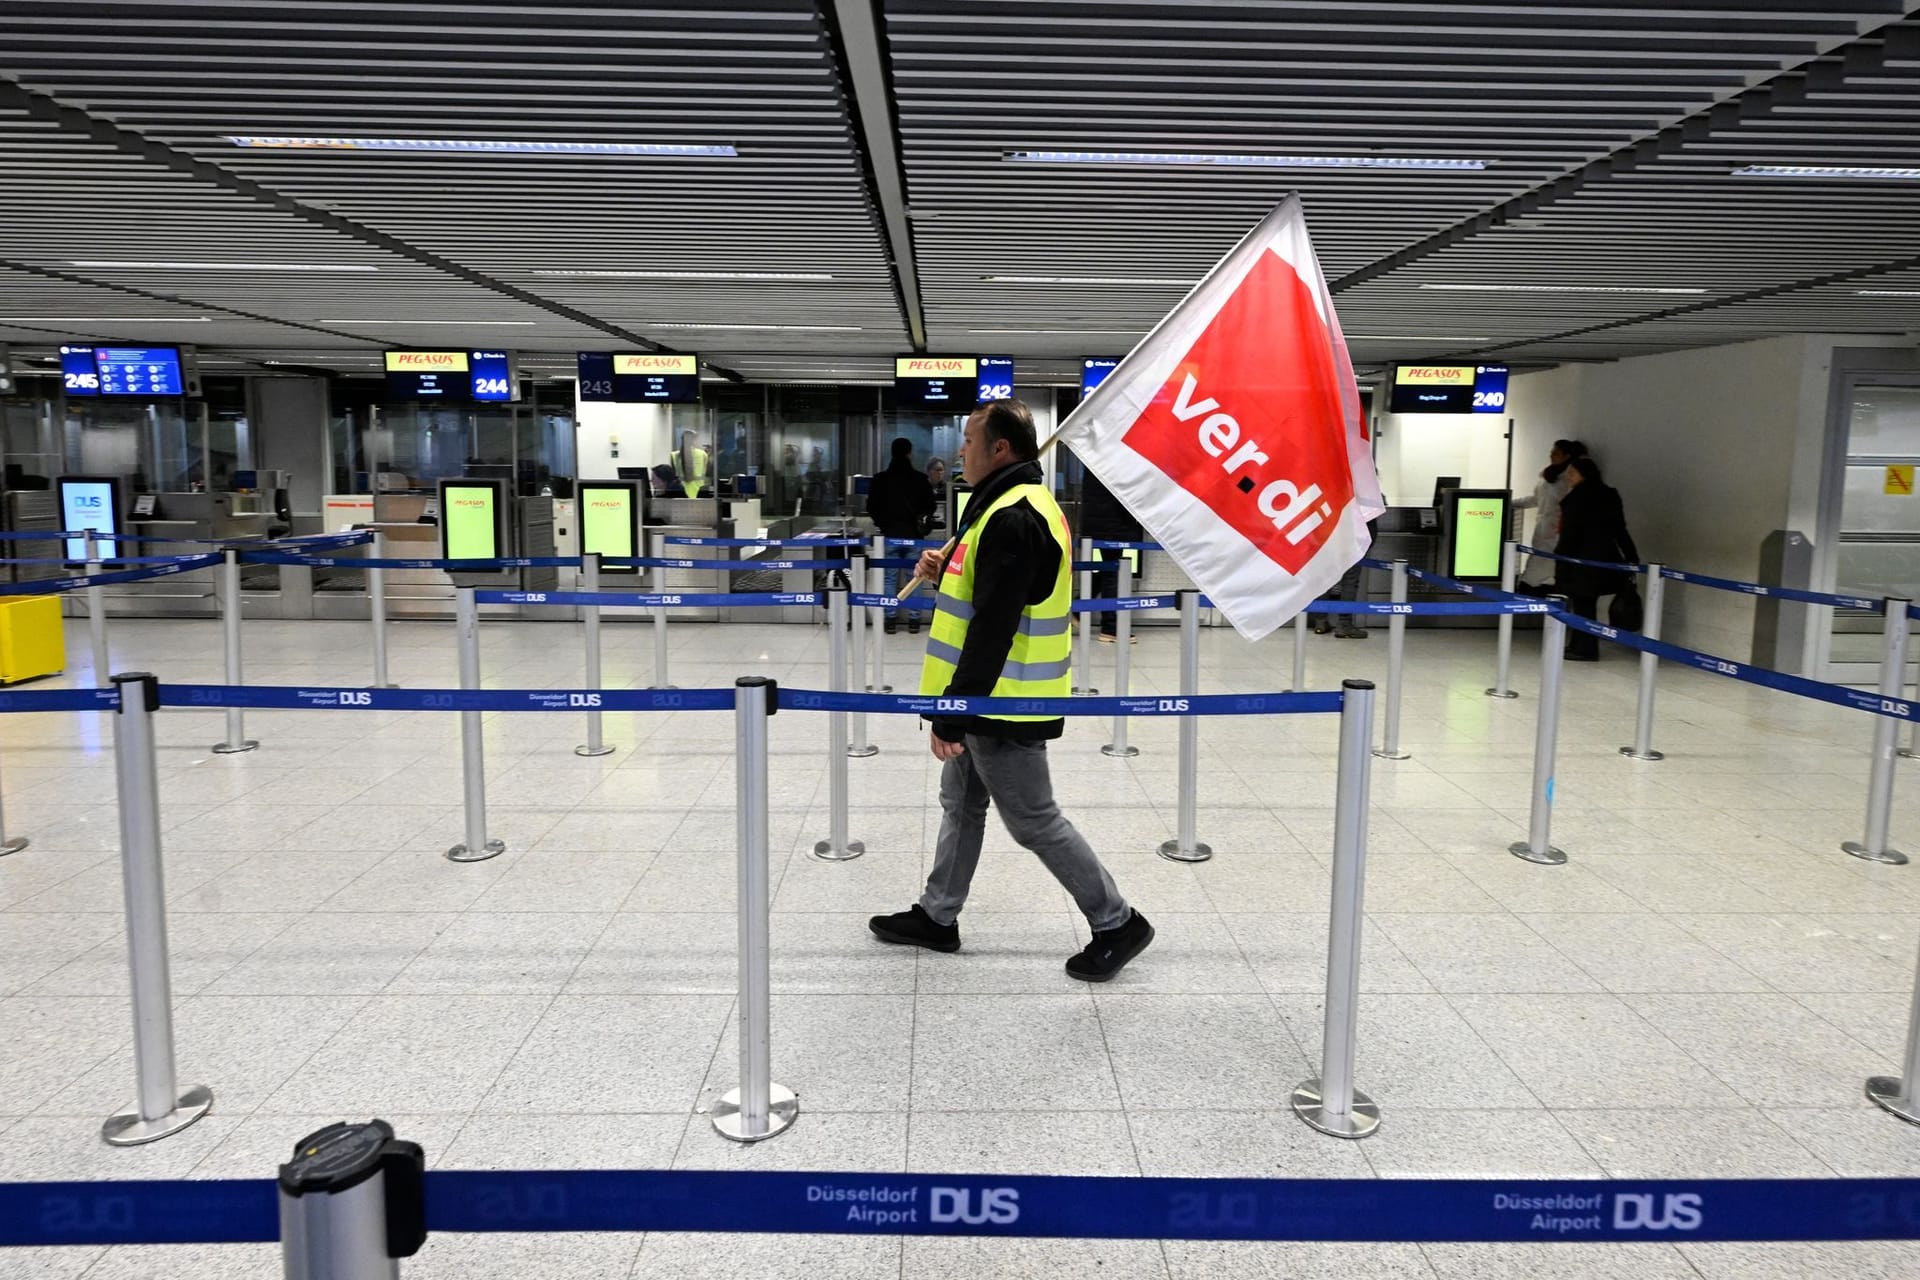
[926,460,1064,743]
[1553,482,1640,597]
[866,458,936,539]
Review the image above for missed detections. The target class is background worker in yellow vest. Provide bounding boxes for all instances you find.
[868,400,1153,982]
[670,430,710,497]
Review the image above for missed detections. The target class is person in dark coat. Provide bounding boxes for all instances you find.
[1553,455,1640,661]
[1077,465,1143,640]
[866,437,937,633]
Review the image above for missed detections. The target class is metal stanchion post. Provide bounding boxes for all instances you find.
[1373,559,1410,761]
[1485,540,1520,699]
[1102,551,1139,758]
[211,547,259,754]
[0,749,27,855]
[1509,600,1569,865]
[576,552,614,758]
[279,1119,426,1280]
[1867,931,1920,1125]
[847,552,878,757]
[1073,536,1098,695]
[369,530,396,689]
[447,588,504,863]
[1292,678,1379,1139]
[1292,611,1307,691]
[84,531,110,688]
[868,535,892,693]
[1843,596,1912,866]
[813,583,865,861]
[714,676,800,1142]
[648,532,675,689]
[1619,562,1667,761]
[102,672,213,1145]
[1158,590,1212,863]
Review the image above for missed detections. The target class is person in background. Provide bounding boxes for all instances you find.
[1316,517,1378,638]
[865,437,936,634]
[1077,464,1143,643]
[670,429,710,497]
[1516,439,1583,592]
[1553,454,1639,661]
[870,399,1152,982]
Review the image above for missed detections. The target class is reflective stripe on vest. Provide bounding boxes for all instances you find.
[918,481,1073,721]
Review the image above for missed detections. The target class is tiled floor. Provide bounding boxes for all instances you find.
[2,608,1918,1278]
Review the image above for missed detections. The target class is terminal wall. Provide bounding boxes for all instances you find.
[576,399,671,481]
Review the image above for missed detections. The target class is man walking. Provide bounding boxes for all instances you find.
[864,436,936,634]
[868,401,1153,982]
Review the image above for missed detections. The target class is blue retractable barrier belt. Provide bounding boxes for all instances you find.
[0,554,223,595]
[0,687,121,713]
[1403,566,1523,600]
[7,1171,1920,1248]
[476,590,821,609]
[1089,539,1161,551]
[1297,598,1549,616]
[779,690,1341,717]
[1070,594,1178,613]
[849,593,935,611]
[1659,568,1883,612]
[156,684,735,713]
[665,536,863,548]
[1557,612,1919,723]
[1517,545,1646,573]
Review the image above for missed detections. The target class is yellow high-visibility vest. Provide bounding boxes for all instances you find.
[919,481,1073,721]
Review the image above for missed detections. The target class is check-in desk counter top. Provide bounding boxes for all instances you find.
[90,521,239,620]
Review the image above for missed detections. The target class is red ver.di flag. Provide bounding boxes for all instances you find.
[1055,196,1383,640]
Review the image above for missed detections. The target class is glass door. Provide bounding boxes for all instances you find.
[1825,377,1920,682]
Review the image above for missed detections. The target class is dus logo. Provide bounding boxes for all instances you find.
[1884,699,1913,717]
[657,594,683,605]
[1157,698,1189,712]
[569,694,602,708]
[1613,1193,1702,1232]
[1714,660,1739,676]
[340,691,372,705]
[523,593,547,602]
[935,698,969,711]
[929,1187,1019,1225]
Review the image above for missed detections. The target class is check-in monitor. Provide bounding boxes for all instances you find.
[57,475,123,561]
[577,480,642,575]
[1445,488,1511,582]
[437,478,507,562]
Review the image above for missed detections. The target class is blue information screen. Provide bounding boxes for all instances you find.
[468,350,516,402]
[95,347,186,397]
[976,357,1015,403]
[1081,358,1120,396]
[576,352,615,402]
[60,346,100,396]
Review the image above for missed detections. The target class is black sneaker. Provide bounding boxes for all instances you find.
[869,904,960,953]
[1337,626,1367,639]
[907,616,920,635]
[884,620,899,635]
[1065,909,1153,982]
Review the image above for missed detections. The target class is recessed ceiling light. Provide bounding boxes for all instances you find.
[1418,284,1706,295]
[981,275,1193,285]
[533,269,832,281]
[1347,334,1494,342]
[226,136,737,157]
[1856,289,1920,297]
[645,323,862,331]
[965,328,1140,335]
[1733,165,1920,180]
[1005,151,1486,170]
[316,319,535,325]
[0,315,211,322]
[71,260,379,272]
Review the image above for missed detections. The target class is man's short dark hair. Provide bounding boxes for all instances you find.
[890,436,913,460]
[971,400,1039,462]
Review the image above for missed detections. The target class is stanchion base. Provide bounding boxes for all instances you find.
[1072,686,1100,696]
[1508,839,1568,866]
[447,839,507,863]
[101,1084,213,1146]
[1290,1079,1380,1140]
[648,684,680,691]
[211,740,259,755]
[1484,688,1520,700]
[574,744,617,758]
[1371,749,1412,761]
[1101,744,1140,758]
[1901,749,1920,761]
[1866,1076,1920,1125]
[865,684,894,694]
[847,745,879,759]
[0,836,27,857]
[1618,746,1665,761]
[812,839,866,862]
[710,1083,799,1143]
[1157,839,1213,864]
[371,683,399,691]
[1843,840,1909,867]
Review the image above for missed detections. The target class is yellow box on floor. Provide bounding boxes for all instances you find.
[0,594,64,683]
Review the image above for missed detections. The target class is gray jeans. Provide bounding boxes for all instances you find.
[921,734,1131,932]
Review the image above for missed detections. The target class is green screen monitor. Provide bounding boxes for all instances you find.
[1446,488,1510,582]
[578,480,641,575]
[438,478,506,563]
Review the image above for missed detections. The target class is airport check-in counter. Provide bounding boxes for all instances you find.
[315,493,559,621]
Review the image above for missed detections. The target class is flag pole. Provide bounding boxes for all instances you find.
[893,426,1072,601]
